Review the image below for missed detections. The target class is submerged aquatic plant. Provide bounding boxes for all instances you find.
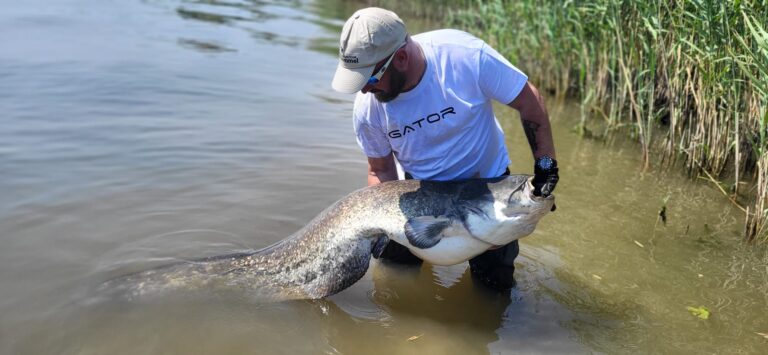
[686,305,711,320]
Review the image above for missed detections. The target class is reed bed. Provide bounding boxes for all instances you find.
[419,0,768,242]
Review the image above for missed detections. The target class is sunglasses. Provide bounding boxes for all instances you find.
[366,42,406,86]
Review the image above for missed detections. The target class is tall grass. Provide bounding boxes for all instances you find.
[735,12,768,241]
[432,0,767,242]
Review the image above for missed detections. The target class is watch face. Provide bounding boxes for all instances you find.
[537,156,553,170]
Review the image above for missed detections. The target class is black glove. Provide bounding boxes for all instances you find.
[533,157,559,198]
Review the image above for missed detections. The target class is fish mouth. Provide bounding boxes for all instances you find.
[502,178,555,217]
[525,178,555,201]
[531,193,555,202]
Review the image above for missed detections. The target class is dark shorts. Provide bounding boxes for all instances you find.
[378,168,519,290]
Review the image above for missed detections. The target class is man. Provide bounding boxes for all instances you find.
[330,7,558,290]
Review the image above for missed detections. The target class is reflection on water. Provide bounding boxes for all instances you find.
[177,38,237,52]
[317,263,514,355]
[1,0,768,354]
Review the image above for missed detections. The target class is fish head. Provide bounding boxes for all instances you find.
[449,175,554,248]
[494,175,555,219]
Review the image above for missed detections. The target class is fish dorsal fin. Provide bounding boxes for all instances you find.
[404,216,452,249]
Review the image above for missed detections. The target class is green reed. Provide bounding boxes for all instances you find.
[734,12,768,241]
[428,0,768,242]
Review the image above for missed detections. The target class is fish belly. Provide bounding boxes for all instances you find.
[408,236,492,266]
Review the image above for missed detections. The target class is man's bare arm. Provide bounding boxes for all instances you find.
[367,153,398,186]
[508,82,556,160]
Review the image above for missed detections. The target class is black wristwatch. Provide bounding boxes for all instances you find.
[535,156,556,171]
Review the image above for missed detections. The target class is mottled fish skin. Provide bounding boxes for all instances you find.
[97,175,554,302]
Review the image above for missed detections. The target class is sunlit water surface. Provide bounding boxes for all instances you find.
[1,0,767,354]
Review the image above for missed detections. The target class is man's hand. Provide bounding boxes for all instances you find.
[533,157,558,198]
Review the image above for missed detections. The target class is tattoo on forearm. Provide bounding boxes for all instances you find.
[522,120,540,153]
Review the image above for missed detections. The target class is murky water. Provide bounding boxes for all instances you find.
[1,0,767,354]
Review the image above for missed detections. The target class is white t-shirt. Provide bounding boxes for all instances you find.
[352,29,528,180]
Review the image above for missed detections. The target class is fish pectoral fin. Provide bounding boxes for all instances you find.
[404,216,452,249]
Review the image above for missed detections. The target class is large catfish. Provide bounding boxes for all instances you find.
[97,175,554,302]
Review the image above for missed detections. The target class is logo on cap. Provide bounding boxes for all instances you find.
[341,55,359,64]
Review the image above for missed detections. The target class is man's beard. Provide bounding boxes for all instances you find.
[374,67,407,103]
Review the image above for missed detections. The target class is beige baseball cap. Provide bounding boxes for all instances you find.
[331,7,407,94]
